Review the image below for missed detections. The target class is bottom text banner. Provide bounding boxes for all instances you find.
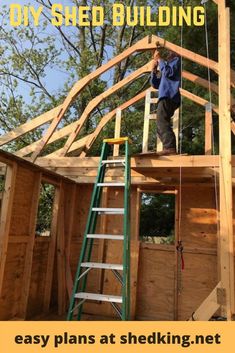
[0,321,234,353]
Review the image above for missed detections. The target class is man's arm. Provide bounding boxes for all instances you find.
[158,57,181,79]
[150,50,161,89]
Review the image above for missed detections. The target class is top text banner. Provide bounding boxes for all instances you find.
[0,321,234,353]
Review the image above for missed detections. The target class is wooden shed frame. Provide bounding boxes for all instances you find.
[0,0,235,321]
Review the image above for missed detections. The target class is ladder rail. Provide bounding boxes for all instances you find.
[122,139,131,320]
[68,137,131,321]
[67,142,109,320]
[77,143,109,320]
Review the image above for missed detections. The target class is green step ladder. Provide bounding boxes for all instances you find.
[67,137,131,321]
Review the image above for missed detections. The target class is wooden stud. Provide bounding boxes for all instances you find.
[19,172,41,318]
[57,183,66,315]
[217,3,234,320]
[130,240,140,320]
[113,109,122,157]
[205,103,213,155]
[65,184,77,298]
[142,90,152,153]
[174,188,179,321]
[0,163,17,295]
[43,185,60,312]
[173,109,180,152]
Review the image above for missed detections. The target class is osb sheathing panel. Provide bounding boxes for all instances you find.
[177,252,218,320]
[69,187,139,318]
[180,186,218,249]
[9,166,36,236]
[136,246,175,320]
[71,185,93,240]
[26,240,50,318]
[0,243,26,320]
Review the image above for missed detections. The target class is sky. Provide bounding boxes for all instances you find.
[0,0,114,105]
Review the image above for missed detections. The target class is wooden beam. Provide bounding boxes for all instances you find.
[0,106,62,147]
[0,163,17,295]
[15,126,89,158]
[29,33,230,161]
[182,70,218,94]
[36,155,225,169]
[113,109,122,157]
[7,69,233,156]
[180,89,219,114]
[218,3,234,320]
[188,282,221,321]
[44,84,219,159]
[153,34,235,87]
[59,62,152,157]
[28,37,152,162]
[60,76,218,157]
[19,172,41,318]
[205,103,213,155]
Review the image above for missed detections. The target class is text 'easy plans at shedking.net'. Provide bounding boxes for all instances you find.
[8,4,205,27]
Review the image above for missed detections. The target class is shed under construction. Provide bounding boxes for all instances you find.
[0,0,235,321]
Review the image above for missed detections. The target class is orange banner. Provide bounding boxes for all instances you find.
[0,321,234,353]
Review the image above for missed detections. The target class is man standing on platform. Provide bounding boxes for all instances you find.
[150,49,181,156]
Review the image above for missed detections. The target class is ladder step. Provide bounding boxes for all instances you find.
[146,114,157,120]
[97,183,125,187]
[102,159,125,165]
[75,292,122,303]
[92,207,124,214]
[81,262,123,270]
[87,234,124,240]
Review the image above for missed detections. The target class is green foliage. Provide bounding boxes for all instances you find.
[35,183,56,236]
[139,193,175,241]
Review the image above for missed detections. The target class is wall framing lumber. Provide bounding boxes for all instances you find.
[19,172,41,318]
[65,184,77,298]
[36,155,229,169]
[43,183,61,313]
[59,62,152,157]
[15,127,89,158]
[0,106,62,147]
[28,37,153,162]
[142,90,152,153]
[218,3,235,320]
[57,183,66,315]
[41,79,219,158]
[0,163,17,295]
[205,103,213,155]
[14,33,234,161]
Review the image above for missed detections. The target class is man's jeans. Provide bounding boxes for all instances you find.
[156,98,179,150]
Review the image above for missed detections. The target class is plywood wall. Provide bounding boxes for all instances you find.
[0,153,77,320]
[0,150,234,321]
